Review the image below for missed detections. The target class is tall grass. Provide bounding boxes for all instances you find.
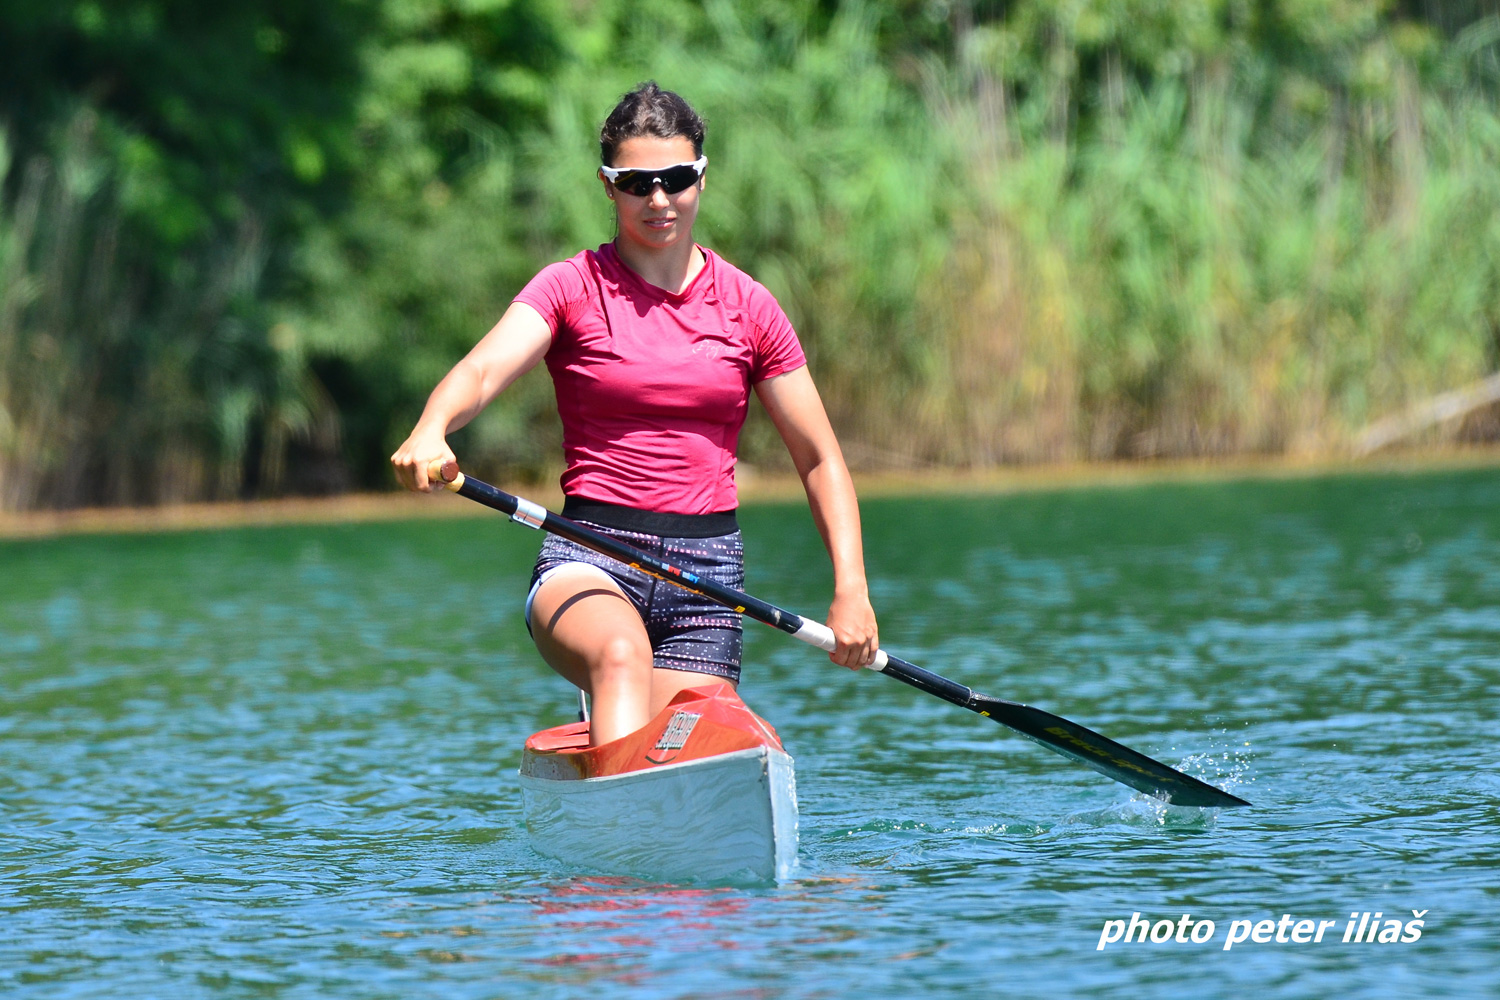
[5,4,1500,510]
[469,5,1500,470]
[0,113,335,510]
[0,116,130,510]
[918,58,1500,463]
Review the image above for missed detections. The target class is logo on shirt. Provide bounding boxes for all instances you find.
[691,341,731,360]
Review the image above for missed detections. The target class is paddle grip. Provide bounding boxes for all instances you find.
[426,458,465,492]
[789,618,890,671]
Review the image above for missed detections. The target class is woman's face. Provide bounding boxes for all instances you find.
[602,135,703,251]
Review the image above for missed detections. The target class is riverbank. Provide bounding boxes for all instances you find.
[3,446,1498,540]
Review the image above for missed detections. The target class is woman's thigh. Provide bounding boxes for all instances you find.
[528,565,653,691]
[527,564,737,736]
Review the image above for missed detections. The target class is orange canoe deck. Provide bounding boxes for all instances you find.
[520,684,786,782]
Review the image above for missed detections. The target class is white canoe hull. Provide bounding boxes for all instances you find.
[519,746,798,884]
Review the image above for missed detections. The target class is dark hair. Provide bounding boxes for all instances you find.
[599,82,706,166]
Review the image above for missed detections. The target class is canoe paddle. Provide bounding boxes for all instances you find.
[430,462,1249,809]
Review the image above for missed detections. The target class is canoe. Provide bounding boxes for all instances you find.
[518,683,798,884]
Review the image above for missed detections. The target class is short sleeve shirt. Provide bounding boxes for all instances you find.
[513,243,806,514]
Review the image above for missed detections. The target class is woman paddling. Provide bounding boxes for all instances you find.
[391,82,878,745]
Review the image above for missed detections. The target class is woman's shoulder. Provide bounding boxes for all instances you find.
[539,246,608,283]
[515,248,611,330]
[523,247,609,297]
[703,248,784,313]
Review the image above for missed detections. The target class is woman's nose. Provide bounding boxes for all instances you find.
[647,185,670,208]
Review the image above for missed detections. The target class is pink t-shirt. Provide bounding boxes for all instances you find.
[513,243,807,514]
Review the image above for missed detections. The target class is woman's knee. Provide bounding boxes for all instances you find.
[591,634,652,679]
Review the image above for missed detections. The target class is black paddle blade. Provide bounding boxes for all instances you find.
[972,695,1251,808]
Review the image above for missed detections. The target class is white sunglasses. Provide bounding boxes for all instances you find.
[599,156,708,196]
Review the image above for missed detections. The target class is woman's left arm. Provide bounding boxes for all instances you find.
[755,366,878,669]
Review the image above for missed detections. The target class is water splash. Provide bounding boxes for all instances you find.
[1062,726,1256,829]
[1063,793,1217,830]
[1174,723,1257,802]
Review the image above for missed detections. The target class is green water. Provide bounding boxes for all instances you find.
[2,468,1497,998]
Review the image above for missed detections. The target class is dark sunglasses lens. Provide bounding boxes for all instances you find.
[656,165,701,193]
[613,164,700,196]
[613,173,653,196]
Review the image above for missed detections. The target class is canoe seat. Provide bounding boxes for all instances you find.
[526,720,590,752]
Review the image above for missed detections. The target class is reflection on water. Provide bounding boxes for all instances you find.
[1,467,1498,997]
[515,879,756,986]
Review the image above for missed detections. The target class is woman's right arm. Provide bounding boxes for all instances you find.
[390,301,553,492]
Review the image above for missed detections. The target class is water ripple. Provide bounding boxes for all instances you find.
[2,470,1498,997]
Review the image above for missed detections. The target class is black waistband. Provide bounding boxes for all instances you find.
[561,496,738,538]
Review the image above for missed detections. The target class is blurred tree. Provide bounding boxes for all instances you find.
[282,0,573,489]
[0,0,372,505]
[0,0,367,247]
[3,0,1498,508]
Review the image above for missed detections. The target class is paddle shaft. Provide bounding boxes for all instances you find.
[443,469,953,682]
[436,466,1249,808]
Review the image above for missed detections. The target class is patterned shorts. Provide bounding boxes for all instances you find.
[526,524,745,683]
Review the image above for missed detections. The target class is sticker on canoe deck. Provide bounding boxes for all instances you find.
[646,711,701,764]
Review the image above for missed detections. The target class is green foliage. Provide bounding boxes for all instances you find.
[0,111,339,508]
[2,0,1499,508]
[0,0,369,505]
[0,0,368,248]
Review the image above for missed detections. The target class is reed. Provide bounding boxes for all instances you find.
[915,61,1500,464]
[473,5,1500,470]
[4,2,1499,509]
[0,118,125,511]
[0,114,335,510]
